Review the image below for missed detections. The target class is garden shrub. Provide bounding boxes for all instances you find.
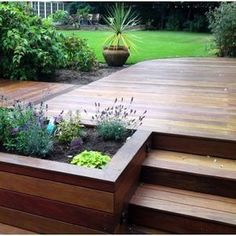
[55,110,82,143]
[0,99,53,157]
[0,3,67,80]
[71,150,111,169]
[0,3,97,81]
[63,36,98,72]
[207,2,236,57]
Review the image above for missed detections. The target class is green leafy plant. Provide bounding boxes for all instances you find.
[84,97,147,141]
[71,150,111,169]
[0,3,67,80]
[55,110,82,143]
[63,36,97,71]
[50,10,69,24]
[207,2,236,57]
[103,3,140,51]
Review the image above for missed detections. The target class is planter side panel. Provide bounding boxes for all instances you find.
[0,205,104,233]
[0,188,115,233]
[0,169,115,233]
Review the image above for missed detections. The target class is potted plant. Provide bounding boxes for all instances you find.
[103,3,139,67]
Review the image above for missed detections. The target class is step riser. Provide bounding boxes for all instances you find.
[128,205,236,234]
[141,166,236,198]
[152,133,236,160]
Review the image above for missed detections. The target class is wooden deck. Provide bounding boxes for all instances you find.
[43,57,236,141]
[0,58,235,141]
[0,79,76,105]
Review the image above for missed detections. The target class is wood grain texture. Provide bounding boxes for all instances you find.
[0,152,114,192]
[41,58,236,141]
[0,80,76,105]
[0,205,103,233]
[0,223,34,234]
[146,150,236,172]
[0,188,115,232]
[0,170,113,213]
[151,132,236,159]
[128,204,236,234]
[129,184,236,233]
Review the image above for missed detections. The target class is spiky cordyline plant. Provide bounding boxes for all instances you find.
[103,3,140,52]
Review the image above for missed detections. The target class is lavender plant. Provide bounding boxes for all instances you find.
[84,97,147,141]
[0,97,53,157]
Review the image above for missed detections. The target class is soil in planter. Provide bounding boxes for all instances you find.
[0,127,128,164]
[47,127,127,164]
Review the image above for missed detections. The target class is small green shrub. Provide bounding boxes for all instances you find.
[63,36,98,71]
[97,120,127,141]
[207,2,236,57]
[55,110,82,143]
[0,98,53,157]
[84,97,147,141]
[71,150,111,169]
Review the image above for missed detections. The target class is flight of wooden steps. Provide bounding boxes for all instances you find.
[128,147,236,233]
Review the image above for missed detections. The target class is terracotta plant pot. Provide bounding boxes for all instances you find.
[103,46,130,67]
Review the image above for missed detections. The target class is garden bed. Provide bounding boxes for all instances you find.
[40,64,127,85]
[0,129,151,233]
[0,127,125,164]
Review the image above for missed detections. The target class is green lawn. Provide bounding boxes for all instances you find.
[59,30,214,64]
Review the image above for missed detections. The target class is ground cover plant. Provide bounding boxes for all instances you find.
[0,96,146,169]
[60,30,214,64]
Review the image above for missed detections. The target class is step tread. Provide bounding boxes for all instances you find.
[130,184,236,226]
[143,150,236,179]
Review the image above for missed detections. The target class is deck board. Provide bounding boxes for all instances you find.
[44,58,236,141]
[0,58,236,140]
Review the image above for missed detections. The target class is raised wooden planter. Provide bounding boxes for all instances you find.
[0,129,151,233]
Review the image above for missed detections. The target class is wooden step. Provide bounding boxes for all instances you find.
[117,223,169,234]
[0,222,34,234]
[128,184,236,234]
[141,150,236,198]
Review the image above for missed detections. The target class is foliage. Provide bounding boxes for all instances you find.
[66,2,92,15]
[0,98,53,157]
[165,14,182,31]
[84,97,146,141]
[97,120,128,141]
[184,15,208,32]
[0,3,67,80]
[50,10,69,24]
[207,2,236,57]
[71,150,111,169]
[63,36,97,71]
[103,3,140,51]
[55,110,82,143]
